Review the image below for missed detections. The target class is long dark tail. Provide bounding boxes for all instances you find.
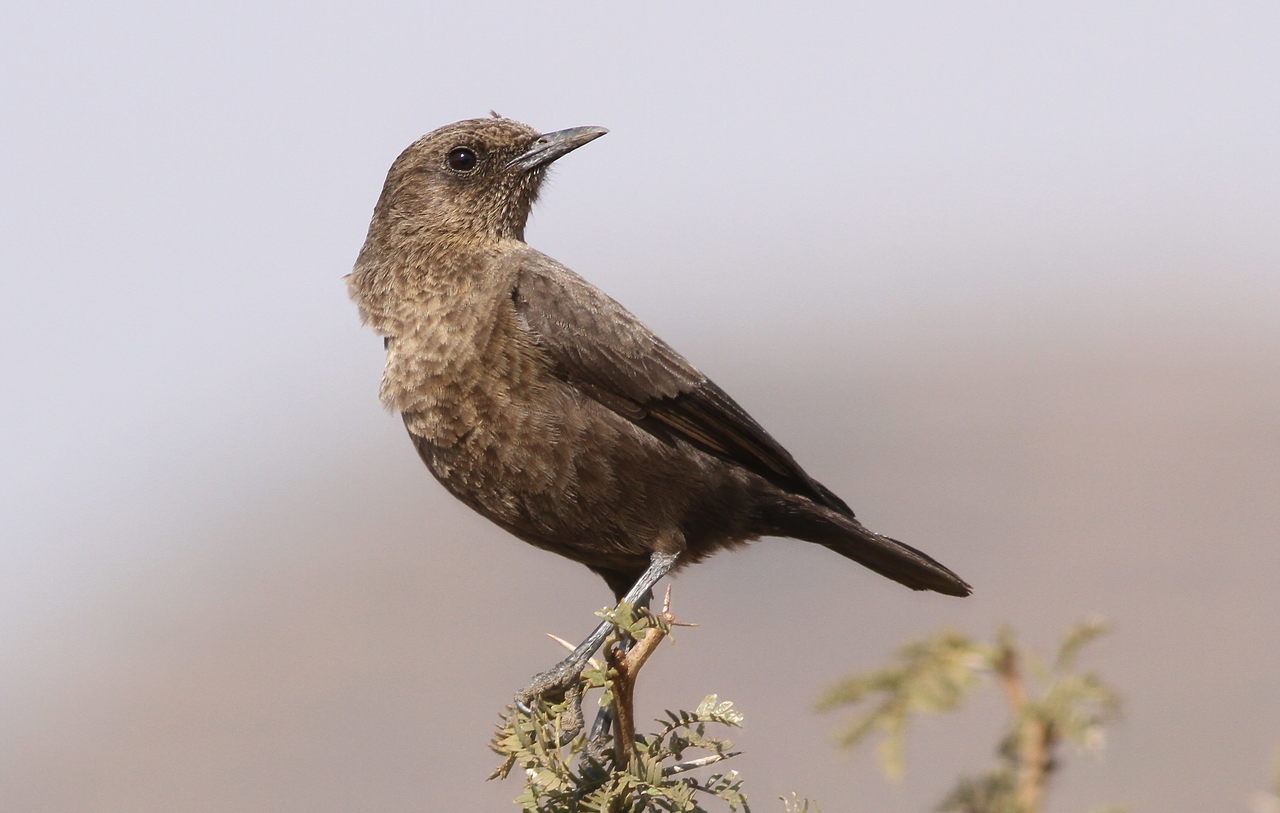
[766,499,972,597]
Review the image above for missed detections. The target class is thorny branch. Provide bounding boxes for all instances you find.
[489,589,750,812]
[607,588,678,766]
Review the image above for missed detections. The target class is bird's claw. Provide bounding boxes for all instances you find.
[514,657,590,743]
[515,654,589,708]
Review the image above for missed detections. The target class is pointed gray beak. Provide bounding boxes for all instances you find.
[507,126,608,172]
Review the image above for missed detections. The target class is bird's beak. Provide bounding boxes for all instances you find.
[507,126,608,172]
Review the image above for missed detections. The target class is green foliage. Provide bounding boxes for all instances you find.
[936,770,1019,813]
[490,605,751,813]
[492,691,750,812]
[597,601,675,642]
[815,630,982,779]
[1014,620,1120,757]
[778,792,821,813]
[816,619,1120,813]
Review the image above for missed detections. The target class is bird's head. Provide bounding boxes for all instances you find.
[364,116,608,249]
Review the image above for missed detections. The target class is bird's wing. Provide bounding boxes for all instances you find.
[512,257,853,516]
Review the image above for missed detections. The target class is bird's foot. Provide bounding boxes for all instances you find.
[515,653,590,706]
[514,656,589,741]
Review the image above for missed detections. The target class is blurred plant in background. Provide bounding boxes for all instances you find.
[816,619,1122,813]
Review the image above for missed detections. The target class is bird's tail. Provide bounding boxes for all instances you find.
[767,499,972,597]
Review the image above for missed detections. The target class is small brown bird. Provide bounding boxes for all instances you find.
[348,116,970,700]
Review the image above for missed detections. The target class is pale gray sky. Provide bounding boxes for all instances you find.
[3,3,1279,811]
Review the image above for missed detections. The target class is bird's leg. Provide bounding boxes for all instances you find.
[515,551,677,710]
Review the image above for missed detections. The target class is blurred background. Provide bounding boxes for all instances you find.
[3,2,1277,811]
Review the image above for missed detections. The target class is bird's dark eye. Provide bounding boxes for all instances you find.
[446,147,478,172]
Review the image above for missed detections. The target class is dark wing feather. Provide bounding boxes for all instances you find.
[512,257,853,516]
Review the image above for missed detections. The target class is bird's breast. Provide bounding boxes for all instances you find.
[393,319,586,532]
[382,289,554,445]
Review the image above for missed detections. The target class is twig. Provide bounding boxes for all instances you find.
[664,752,740,776]
[546,633,602,670]
[994,638,1051,813]
[607,590,678,766]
